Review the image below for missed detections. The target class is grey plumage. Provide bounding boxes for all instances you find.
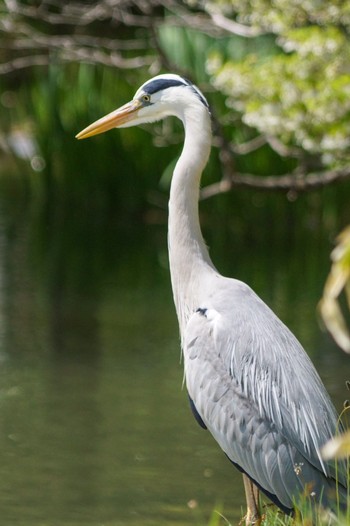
[184,277,347,512]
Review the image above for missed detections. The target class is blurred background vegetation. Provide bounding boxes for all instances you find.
[0,0,349,343]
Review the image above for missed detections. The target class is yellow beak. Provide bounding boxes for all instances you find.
[75,99,142,140]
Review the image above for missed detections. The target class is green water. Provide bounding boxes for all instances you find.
[0,184,348,526]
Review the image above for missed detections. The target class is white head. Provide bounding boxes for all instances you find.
[76,73,210,139]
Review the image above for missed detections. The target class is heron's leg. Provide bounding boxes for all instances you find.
[242,474,261,525]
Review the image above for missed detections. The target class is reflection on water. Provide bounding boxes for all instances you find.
[0,186,348,526]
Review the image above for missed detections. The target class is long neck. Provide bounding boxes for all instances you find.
[168,103,216,333]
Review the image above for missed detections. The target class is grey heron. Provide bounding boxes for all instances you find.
[76,74,348,523]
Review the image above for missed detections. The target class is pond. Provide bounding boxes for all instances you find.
[0,173,348,526]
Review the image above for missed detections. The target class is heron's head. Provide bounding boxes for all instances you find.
[76,73,209,140]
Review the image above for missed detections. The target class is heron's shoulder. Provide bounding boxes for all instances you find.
[201,275,275,321]
[185,275,285,359]
[190,274,310,371]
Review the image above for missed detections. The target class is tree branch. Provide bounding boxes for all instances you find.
[229,135,266,155]
[0,54,49,74]
[209,12,267,38]
[200,167,350,199]
[3,0,350,202]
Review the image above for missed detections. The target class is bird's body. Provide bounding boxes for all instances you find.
[77,74,348,521]
[184,275,346,514]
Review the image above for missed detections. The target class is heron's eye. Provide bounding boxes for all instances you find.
[141,94,151,103]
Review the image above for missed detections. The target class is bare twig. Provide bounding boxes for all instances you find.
[209,12,266,37]
[61,48,153,70]
[200,167,350,199]
[0,55,49,74]
[229,135,266,155]
[265,135,302,158]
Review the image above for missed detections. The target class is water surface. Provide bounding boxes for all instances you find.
[0,185,348,526]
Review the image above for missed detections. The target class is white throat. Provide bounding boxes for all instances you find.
[167,101,216,335]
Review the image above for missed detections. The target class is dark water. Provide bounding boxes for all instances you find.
[0,184,348,526]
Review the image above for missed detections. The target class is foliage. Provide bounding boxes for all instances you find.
[200,1,350,32]
[1,0,350,194]
[320,227,350,353]
[202,0,350,169]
